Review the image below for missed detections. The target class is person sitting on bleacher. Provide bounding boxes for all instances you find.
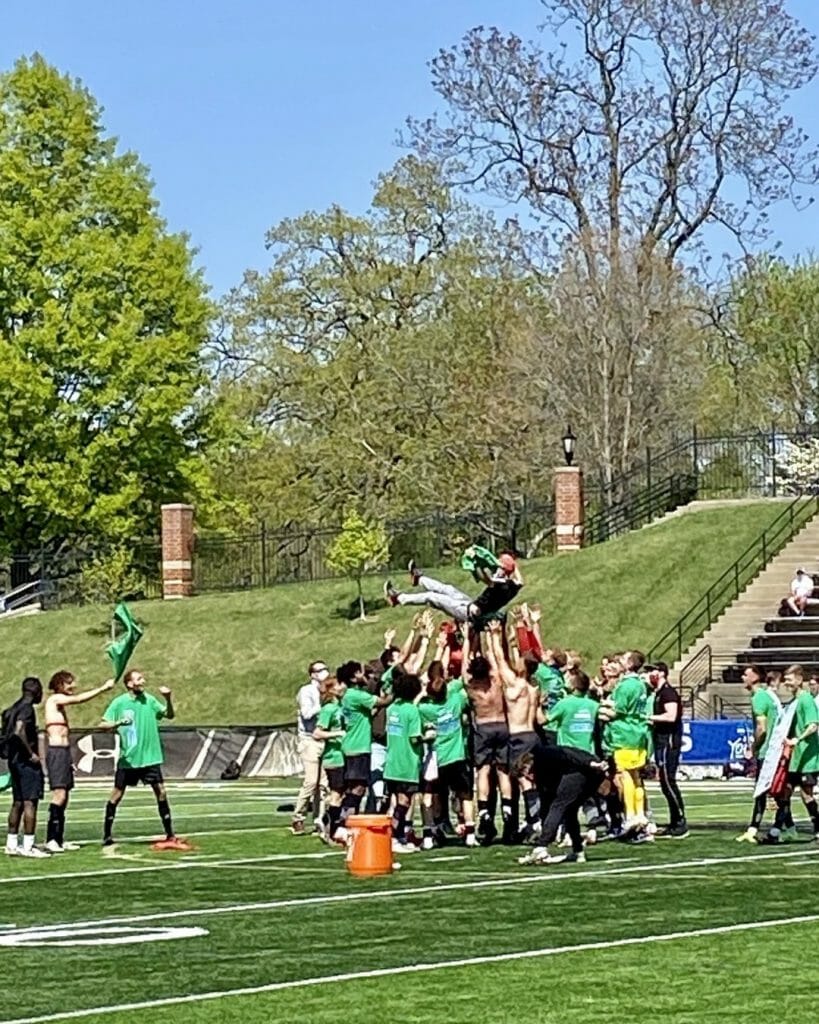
[784,568,814,618]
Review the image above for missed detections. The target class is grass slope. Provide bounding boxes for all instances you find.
[0,502,779,725]
[0,781,817,1024]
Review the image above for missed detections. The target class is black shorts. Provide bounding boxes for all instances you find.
[114,764,164,790]
[46,747,74,792]
[788,771,818,788]
[343,753,371,786]
[509,731,539,768]
[473,721,510,770]
[387,779,419,797]
[437,759,473,799]
[325,765,345,792]
[9,761,45,802]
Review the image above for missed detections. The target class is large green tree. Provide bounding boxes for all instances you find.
[0,56,212,556]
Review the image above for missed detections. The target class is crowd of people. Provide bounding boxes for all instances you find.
[291,556,690,864]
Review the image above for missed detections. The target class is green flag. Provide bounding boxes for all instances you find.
[460,544,500,582]
[106,602,144,682]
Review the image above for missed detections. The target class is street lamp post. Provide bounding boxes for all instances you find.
[562,425,577,467]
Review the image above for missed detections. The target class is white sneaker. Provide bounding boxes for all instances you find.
[61,841,81,851]
[518,845,550,865]
[465,833,478,847]
[392,839,418,854]
[19,847,50,859]
[45,840,65,854]
[421,837,434,851]
[4,846,19,857]
[560,833,573,848]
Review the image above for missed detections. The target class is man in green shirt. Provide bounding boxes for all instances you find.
[99,669,186,851]
[547,673,598,753]
[339,661,391,833]
[384,672,423,853]
[781,665,819,841]
[604,651,650,833]
[736,664,783,843]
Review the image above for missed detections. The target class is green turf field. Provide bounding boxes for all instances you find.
[0,501,785,724]
[0,779,817,1024]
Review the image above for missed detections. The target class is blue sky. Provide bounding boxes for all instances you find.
[3,1,819,297]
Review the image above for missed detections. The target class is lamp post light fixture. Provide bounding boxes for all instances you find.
[562,425,577,467]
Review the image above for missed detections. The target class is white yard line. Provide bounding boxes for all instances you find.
[2,911,819,1024]
[5,847,817,930]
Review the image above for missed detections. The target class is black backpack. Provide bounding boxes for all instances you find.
[220,759,241,781]
[0,704,15,760]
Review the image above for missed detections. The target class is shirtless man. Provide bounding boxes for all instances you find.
[44,671,114,853]
[464,626,513,845]
[485,621,542,839]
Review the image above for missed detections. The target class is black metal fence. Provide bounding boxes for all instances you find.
[194,504,555,592]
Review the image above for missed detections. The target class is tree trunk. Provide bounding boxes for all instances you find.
[357,576,366,621]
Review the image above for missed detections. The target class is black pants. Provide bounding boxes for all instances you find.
[655,739,686,826]
[540,772,596,853]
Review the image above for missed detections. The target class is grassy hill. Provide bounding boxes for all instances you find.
[0,501,782,725]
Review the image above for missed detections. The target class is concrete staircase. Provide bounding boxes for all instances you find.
[670,512,819,715]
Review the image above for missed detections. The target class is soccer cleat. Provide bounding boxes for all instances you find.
[735,827,758,843]
[477,815,498,847]
[44,840,65,854]
[383,581,400,607]
[407,559,422,586]
[19,846,50,858]
[517,846,550,865]
[61,841,81,851]
[289,820,306,836]
[757,830,781,845]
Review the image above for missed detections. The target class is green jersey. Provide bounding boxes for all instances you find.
[103,691,167,769]
[790,690,819,774]
[608,674,649,751]
[419,688,469,767]
[380,665,395,695]
[317,699,345,769]
[751,687,780,759]
[548,694,598,753]
[534,664,565,712]
[340,687,377,756]
[384,699,422,783]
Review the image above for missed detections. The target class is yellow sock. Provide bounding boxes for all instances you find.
[621,772,637,820]
[635,780,645,820]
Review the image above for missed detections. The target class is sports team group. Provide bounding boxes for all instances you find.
[289,556,819,863]
[2,550,818,863]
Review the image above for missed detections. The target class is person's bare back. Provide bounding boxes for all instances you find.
[504,676,537,734]
[467,674,506,724]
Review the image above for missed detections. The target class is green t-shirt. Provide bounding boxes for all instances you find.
[419,689,469,767]
[317,699,345,769]
[103,691,167,769]
[380,665,395,696]
[751,687,780,759]
[548,694,598,753]
[791,690,819,774]
[607,674,649,751]
[534,664,565,712]
[340,687,377,756]
[384,699,422,783]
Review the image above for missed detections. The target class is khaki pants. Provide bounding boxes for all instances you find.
[293,735,327,823]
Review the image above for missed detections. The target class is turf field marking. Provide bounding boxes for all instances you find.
[0,924,208,948]
[16,847,818,932]
[2,910,818,1023]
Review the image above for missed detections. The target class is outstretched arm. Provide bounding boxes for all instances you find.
[405,611,434,675]
[56,679,115,707]
[485,621,518,687]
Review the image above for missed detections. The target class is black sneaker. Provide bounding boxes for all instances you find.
[407,559,421,586]
[655,823,690,839]
[757,831,781,845]
[383,580,399,607]
[477,815,497,847]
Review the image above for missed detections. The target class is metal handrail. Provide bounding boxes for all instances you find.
[678,644,712,718]
[648,493,819,667]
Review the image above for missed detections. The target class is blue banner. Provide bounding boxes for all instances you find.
[680,719,752,764]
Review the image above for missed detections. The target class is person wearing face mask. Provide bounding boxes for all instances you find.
[290,661,330,836]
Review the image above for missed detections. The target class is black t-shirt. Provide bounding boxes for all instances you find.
[4,698,37,763]
[653,682,683,741]
[472,579,522,617]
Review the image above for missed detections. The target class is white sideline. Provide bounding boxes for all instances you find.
[3,911,819,1024]
[5,847,817,928]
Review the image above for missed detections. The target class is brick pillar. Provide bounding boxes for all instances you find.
[554,467,584,552]
[161,503,195,599]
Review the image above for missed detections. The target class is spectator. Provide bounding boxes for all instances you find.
[290,660,329,836]
[784,568,814,618]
